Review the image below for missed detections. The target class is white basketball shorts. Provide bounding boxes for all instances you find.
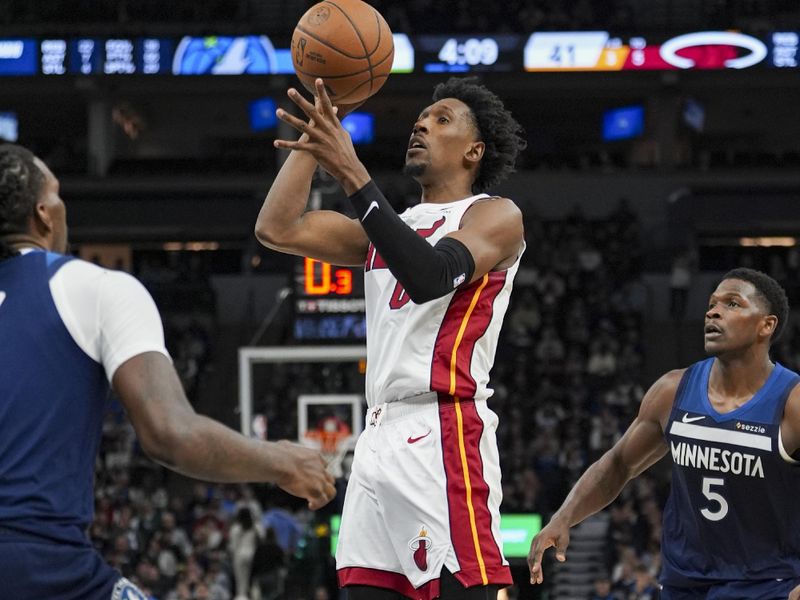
[336,392,512,600]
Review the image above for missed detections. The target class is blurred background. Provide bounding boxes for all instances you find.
[4,1,800,599]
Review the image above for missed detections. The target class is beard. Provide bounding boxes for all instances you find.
[402,161,427,179]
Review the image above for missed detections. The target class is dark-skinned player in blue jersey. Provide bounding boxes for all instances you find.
[529,268,800,600]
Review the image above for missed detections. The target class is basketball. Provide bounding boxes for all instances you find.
[291,0,394,105]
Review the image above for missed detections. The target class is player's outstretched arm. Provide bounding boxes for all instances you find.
[255,90,369,267]
[113,352,336,510]
[527,369,682,584]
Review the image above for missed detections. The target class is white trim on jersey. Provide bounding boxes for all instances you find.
[778,429,800,464]
[670,420,772,451]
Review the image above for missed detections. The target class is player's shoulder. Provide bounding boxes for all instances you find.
[54,258,149,294]
[659,368,688,389]
[472,195,518,210]
[642,369,686,412]
[463,195,522,225]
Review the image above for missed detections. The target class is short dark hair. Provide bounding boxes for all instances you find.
[0,144,44,260]
[722,267,790,342]
[432,77,526,193]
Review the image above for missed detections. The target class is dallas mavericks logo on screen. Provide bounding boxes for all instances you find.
[172,35,279,75]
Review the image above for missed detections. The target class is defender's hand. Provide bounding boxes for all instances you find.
[527,517,571,585]
[272,440,337,510]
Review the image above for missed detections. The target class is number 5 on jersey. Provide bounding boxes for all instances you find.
[701,477,729,521]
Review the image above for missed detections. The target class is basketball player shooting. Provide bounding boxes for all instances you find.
[0,144,336,600]
[255,77,526,600]
[528,269,800,600]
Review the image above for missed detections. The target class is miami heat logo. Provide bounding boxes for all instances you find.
[408,526,433,571]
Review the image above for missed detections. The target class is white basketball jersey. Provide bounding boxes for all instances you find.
[363,194,522,407]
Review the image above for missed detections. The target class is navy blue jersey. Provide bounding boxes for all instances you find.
[0,251,109,544]
[661,357,800,586]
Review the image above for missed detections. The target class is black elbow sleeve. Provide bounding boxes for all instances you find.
[349,180,476,303]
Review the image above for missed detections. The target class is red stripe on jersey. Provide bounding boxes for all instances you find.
[438,396,513,587]
[338,566,440,600]
[430,271,507,398]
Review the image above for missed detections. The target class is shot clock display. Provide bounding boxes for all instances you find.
[415,34,523,72]
[294,257,366,342]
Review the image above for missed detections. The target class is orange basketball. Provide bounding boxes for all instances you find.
[291,0,394,104]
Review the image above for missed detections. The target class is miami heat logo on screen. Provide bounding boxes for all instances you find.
[408,526,433,571]
[365,216,446,309]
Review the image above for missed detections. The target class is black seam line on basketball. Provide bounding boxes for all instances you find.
[294,21,384,60]
[365,6,382,94]
[295,24,381,61]
[294,49,393,79]
[337,75,388,102]
[322,0,374,88]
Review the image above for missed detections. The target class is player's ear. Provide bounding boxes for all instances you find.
[32,201,55,236]
[761,314,778,340]
[465,141,484,165]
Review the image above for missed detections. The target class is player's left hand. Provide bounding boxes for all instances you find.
[788,583,800,600]
[274,79,366,186]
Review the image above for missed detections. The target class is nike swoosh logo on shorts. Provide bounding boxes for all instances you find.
[407,430,432,444]
[682,413,706,423]
[362,200,379,221]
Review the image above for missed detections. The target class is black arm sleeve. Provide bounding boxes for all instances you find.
[349,180,475,304]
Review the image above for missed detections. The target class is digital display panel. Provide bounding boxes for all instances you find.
[0,39,38,75]
[416,34,522,73]
[172,35,280,75]
[71,38,102,74]
[293,257,366,342]
[525,30,774,71]
[137,38,174,74]
[1,30,797,76]
[294,315,367,341]
[769,31,799,67]
[41,39,67,75]
[103,38,136,74]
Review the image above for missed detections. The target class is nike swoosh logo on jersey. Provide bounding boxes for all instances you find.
[407,430,432,444]
[362,200,379,221]
[682,413,706,423]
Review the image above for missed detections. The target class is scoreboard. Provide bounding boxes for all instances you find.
[0,30,796,77]
[39,37,175,75]
[415,35,523,73]
[293,257,366,342]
